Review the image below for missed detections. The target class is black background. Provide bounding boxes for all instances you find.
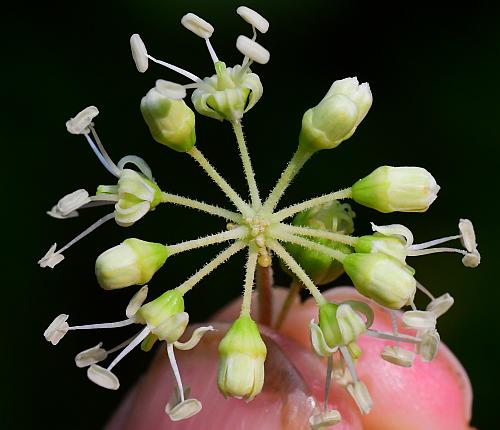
[3,0,498,428]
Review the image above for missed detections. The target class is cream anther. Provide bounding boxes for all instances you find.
[181,13,214,38]
[236,6,269,33]
[236,35,270,64]
[130,34,149,73]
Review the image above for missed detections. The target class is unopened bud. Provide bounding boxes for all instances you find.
[217,316,266,401]
[343,253,416,309]
[141,88,196,152]
[352,166,440,213]
[299,77,372,151]
[95,238,169,290]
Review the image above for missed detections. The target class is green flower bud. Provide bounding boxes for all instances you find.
[95,238,169,290]
[192,61,263,121]
[319,302,369,348]
[355,233,407,263]
[141,88,196,152]
[343,253,416,309]
[283,201,355,285]
[217,316,266,401]
[299,77,372,151]
[137,290,184,328]
[352,166,440,213]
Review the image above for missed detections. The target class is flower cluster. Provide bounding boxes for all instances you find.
[40,6,480,428]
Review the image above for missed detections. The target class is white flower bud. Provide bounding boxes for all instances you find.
[352,166,440,213]
[66,106,99,135]
[130,34,148,73]
[181,13,214,38]
[95,238,169,290]
[299,77,372,151]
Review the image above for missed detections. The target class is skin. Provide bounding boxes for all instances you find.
[106,287,475,430]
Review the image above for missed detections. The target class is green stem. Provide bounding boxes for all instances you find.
[188,147,252,216]
[272,230,348,263]
[277,223,358,246]
[274,279,301,330]
[161,192,241,222]
[240,249,259,317]
[262,144,314,213]
[232,120,261,209]
[268,239,325,305]
[168,227,247,256]
[273,188,352,221]
[176,241,246,296]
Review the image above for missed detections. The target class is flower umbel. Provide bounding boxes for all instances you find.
[41,5,480,427]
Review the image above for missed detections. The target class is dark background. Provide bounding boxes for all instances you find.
[3,0,498,428]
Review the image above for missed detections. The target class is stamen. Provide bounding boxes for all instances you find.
[407,247,467,257]
[409,234,461,251]
[309,410,342,429]
[44,314,69,345]
[236,35,270,64]
[166,398,202,421]
[236,6,269,34]
[147,55,202,83]
[459,218,477,252]
[417,329,440,362]
[346,380,372,415]
[84,133,121,177]
[107,326,150,371]
[155,79,187,100]
[47,189,91,219]
[416,281,435,300]
[39,213,115,268]
[324,355,333,411]
[66,106,99,135]
[167,343,185,403]
[89,125,122,177]
[87,364,120,390]
[75,342,108,368]
[366,329,420,344]
[426,293,454,317]
[126,286,149,319]
[181,13,214,39]
[381,345,415,367]
[401,310,436,331]
[69,317,136,331]
[462,250,481,268]
[130,34,149,73]
[205,38,219,63]
[339,345,358,383]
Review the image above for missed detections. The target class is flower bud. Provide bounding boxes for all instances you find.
[343,253,416,309]
[299,77,372,151]
[319,302,367,348]
[283,201,355,285]
[351,166,440,213]
[192,61,263,121]
[95,238,169,290]
[355,233,407,263]
[137,289,184,327]
[141,88,196,152]
[217,316,266,401]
